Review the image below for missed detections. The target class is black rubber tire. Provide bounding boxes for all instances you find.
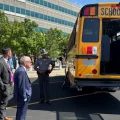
[106,87,119,92]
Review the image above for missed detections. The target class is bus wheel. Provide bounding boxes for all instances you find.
[62,71,70,89]
[106,87,119,92]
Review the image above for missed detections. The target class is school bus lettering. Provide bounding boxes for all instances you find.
[101,8,120,16]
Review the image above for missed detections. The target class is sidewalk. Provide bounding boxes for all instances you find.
[27,67,65,78]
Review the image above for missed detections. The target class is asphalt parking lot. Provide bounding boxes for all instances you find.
[6,69,120,120]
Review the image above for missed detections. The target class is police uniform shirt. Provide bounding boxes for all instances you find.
[34,58,53,71]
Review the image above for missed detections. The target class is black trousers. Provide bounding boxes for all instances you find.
[0,84,11,120]
[38,75,50,101]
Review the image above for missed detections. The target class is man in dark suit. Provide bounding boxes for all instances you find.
[0,48,13,120]
[14,56,32,120]
[12,54,17,70]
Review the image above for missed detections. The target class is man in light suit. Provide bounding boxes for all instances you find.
[0,48,13,120]
[14,56,32,120]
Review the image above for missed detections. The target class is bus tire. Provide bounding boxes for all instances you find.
[106,87,119,92]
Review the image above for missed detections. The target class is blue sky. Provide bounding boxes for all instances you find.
[67,0,120,7]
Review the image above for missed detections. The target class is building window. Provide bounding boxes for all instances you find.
[4,4,9,11]
[0,3,3,10]
[35,12,39,18]
[51,4,54,9]
[65,21,67,25]
[72,23,74,27]
[21,8,25,15]
[40,0,43,5]
[51,17,54,22]
[48,2,51,8]
[68,10,70,14]
[31,11,34,17]
[62,20,64,25]
[35,0,39,4]
[59,6,62,11]
[44,1,47,7]
[27,0,78,17]
[61,7,64,12]
[68,22,70,26]
[31,0,35,2]
[48,16,50,21]
[58,19,61,24]
[55,18,57,23]
[10,6,15,12]
[55,5,58,10]
[59,19,62,24]
[64,8,67,13]
[71,11,73,15]
[3,3,74,28]
[74,12,77,16]
[26,10,30,16]
[44,15,47,20]
[39,13,43,19]
[16,7,20,14]
[76,12,78,16]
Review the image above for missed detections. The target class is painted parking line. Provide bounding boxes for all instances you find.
[7,91,107,109]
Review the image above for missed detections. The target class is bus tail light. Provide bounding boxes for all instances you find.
[79,74,82,76]
[92,69,97,74]
[83,7,96,16]
[111,4,120,8]
[84,8,89,15]
[82,46,97,54]
[117,5,120,8]
[90,7,96,15]
[111,4,116,8]
[82,46,87,54]
[87,46,92,54]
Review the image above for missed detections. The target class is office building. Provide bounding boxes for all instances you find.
[0,0,80,34]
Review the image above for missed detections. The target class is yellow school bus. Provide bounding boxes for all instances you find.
[63,2,120,91]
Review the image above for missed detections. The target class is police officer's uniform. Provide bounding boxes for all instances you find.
[34,49,54,103]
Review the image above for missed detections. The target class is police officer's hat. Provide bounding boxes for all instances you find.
[40,49,48,55]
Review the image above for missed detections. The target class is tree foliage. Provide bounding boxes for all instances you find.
[0,11,70,58]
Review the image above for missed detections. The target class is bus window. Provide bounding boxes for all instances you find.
[82,18,100,42]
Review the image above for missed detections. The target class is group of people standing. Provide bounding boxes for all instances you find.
[0,48,55,120]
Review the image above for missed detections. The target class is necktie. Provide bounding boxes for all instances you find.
[7,60,14,83]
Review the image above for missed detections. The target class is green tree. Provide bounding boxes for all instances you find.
[59,34,70,56]
[0,12,11,49]
[30,31,46,56]
[45,28,62,58]
[9,20,25,55]
[45,28,70,58]
[20,18,38,55]
[0,11,70,58]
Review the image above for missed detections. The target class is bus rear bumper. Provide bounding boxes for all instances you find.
[73,78,120,88]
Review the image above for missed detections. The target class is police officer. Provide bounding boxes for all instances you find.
[34,49,55,104]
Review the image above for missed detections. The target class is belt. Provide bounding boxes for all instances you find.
[37,70,49,75]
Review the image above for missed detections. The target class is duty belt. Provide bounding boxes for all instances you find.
[37,70,49,75]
